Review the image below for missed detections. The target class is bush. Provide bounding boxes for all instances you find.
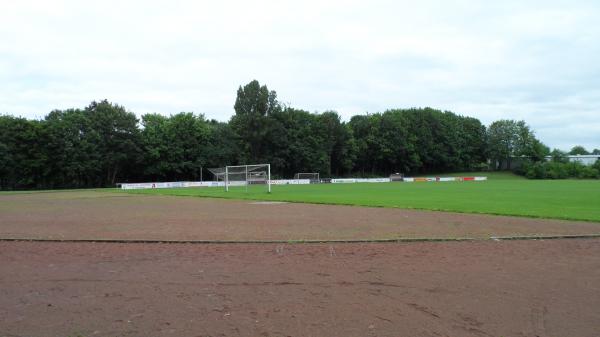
[580,166,600,179]
[564,162,582,177]
[519,160,599,179]
[524,162,546,179]
[514,160,530,176]
[546,162,568,179]
[472,162,492,172]
[550,149,570,163]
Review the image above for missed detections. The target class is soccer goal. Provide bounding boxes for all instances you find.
[294,172,320,183]
[390,173,404,182]
[210,164,271,193]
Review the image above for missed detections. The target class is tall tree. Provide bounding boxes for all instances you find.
[3,82,581,190]
[378,110,420,174]
[44,108,99,188]
[140,113,170,180]
[231,80,280,163]
[0,140,9,188]
[550,149,569,163]
[348,114,382,175]
[205,120,240,169]
[455,116,487,170]
[487,120,517,169]
[85,100,141,186]
[569,145,590,155]
[141,113,211,181]
[487,119,544,170]
[314,111,356,176]
[0,116,47,189]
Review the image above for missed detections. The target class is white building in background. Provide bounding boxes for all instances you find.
[545,155,600,166]
[499,154,599,170]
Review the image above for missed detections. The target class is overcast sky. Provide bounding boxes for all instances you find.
[1,0,599,150]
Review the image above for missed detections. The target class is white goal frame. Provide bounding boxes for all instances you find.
[294,172,319,183]
[224,164,271,193]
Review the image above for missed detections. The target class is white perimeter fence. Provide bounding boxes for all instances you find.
[121,176,486,190]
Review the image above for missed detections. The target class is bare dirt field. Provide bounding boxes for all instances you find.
[1,190,599,241]
[2,190,599,336]
[1,239,599,337]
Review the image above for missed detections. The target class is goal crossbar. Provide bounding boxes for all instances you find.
[222,164,271,193]
[294,172,319,182]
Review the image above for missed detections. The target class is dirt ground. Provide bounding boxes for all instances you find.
[1,239,599,337]
[1,191,599,241]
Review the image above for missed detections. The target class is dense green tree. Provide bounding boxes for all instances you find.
[550,149,569,163]
[265,108,328,177]
[261,108,357,177]
[569,145,590,155]
[141,112,211,181]
[85,100,142,186]
[487,120,518,169]
[313,111,356,176]
[4,82,592,190]
[348,108,487,175]
[514,121,540,157]
[140,113,170,179]
[0,116,47,189]
[523,160,599,179]
[0,141,9,187]
[530,139,551,161]
[455,116,488,170]
[487,119,544,169]
[378,110,420,173]
[44,108,100,188]
[348,114,382,175]
[593,157,600,170]
[0,117,16,189]
[205,120,240,169]
[231,80,280,163]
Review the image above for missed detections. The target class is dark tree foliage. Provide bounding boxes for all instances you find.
[4,80,588,190]
[141,112,210,181]
[0,115,47,189]
[569,145,590,155]
[84,100,142,186]
[521,161,599,179]
[44,108,99,188]
[1,101,143,189]
[231,80,280,163]
[550,149,570,163]
[487,119,546,170]
[205,120,239,169]
[348,108,487,175]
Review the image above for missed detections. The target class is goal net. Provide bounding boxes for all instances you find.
[294,172,320,183]
[209,164,271,193]
[390,173,404,182]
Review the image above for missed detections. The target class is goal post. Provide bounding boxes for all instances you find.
[390,173,404,182]
[218,164,271,193]
[294,172,319,183]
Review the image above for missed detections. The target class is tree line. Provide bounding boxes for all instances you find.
[1,80,597,190]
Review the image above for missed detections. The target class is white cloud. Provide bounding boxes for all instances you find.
[1,0,599,150]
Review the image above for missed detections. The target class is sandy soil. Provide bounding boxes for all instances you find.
[1,191,599,241]
[1,239,599,337]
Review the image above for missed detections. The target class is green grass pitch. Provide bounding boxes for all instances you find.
[125,172,600,222]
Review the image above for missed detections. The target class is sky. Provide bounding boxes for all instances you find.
[1,0,599,150]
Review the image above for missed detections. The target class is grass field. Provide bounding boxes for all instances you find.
[125,172,600,222]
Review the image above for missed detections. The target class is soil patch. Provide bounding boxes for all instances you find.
[1,191,599,241]
[1,239,598,337]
